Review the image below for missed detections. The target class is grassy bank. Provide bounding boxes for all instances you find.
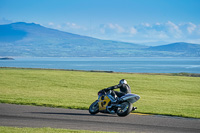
[0,68,200,118]
[0,126,117,133]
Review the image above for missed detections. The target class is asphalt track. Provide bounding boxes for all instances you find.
[0,104,200,133]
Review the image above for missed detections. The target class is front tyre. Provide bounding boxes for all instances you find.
[117,101,132,117]
[89,100,99,114]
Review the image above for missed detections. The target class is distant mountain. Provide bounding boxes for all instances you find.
[0,22,200,57]
[146,42,200,57]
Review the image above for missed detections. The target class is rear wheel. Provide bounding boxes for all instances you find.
[89,100,99,114]
[117,101,132,117]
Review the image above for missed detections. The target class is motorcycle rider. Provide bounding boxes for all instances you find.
[105,79,131,100]
[105,79,137,111]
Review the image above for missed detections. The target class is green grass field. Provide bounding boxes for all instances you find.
[0,68,200,118]
[0,126,117,133]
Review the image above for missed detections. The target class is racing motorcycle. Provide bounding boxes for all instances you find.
[89,89,140,117]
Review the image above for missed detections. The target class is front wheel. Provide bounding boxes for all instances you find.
[89,100,99,114]
[117,101,132,117]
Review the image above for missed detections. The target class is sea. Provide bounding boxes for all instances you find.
[0,57,200,73]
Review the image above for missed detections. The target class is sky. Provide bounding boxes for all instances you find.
[0,0,200,45]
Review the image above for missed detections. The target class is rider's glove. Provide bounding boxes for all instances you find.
[117,84,121,88]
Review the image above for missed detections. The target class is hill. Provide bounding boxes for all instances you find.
[0,22,200,57]
[147,42,200,57]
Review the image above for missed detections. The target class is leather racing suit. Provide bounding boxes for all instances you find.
[106,83,131,98]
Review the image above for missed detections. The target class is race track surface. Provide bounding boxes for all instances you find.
[0,103,200,133]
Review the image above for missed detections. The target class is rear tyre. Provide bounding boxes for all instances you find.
[89,100,99,114]
[117,101,132,117]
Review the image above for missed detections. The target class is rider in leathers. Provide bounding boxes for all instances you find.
[105,79,131,100]
[105,79,137,111]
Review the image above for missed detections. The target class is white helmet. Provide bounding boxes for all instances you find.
[119,79,127,84]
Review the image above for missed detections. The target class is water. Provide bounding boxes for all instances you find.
[0,57,200,73]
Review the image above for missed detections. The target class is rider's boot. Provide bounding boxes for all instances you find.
[132,107,137,111]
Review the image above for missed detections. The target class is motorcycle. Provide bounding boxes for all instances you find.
[89,89,140,117]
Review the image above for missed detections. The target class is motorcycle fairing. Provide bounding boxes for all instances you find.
[121,94,140,103]
[98,95,111,111]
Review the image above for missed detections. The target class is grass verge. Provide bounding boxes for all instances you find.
[0,68,200,118]
[0,126,117,133]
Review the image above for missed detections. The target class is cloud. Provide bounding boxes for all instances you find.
[166,21,180,31]
[66,22,82,29]
[141,23,151,27]
[47,22,62,29]
[104,23,125,33]
[48,22,54,26]
[99,23,138,36]
[155,22,161,26]
[130,27,137,35]
[187,22,197,34]
[45,21,200,45]
[46,22,87,34]
[166,21,182,38]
